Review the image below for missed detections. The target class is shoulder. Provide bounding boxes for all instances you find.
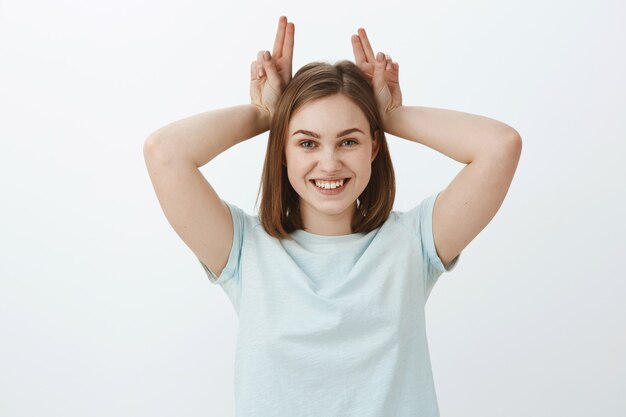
[388,193,438,231]
[222,201,262,232]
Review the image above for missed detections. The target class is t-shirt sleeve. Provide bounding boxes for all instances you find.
[420,191,461,298]
[196,200,246,286]
[401,191,461,299]
[419,191,461,273]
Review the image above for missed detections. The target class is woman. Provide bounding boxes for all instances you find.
[143,16,521,417]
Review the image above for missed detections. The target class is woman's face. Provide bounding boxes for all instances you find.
[284,93,380,233]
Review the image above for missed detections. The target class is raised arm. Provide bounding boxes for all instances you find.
[352,28,522,268]
[143,16,295,278]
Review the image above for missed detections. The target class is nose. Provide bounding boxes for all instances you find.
[318,148,342,173]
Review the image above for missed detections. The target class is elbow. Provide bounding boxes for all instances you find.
[143,135,160,162]
[500,129,522,167]
[143,133,160,154]
[481,128,522,165]
[499,126,522,156]
[143,132,194,168]
[144,127,166,150]
[507,130,523,157]
[143,132,171,166]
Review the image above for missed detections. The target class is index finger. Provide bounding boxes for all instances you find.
[272,16,288,58]
[281,22,295,63]
[351,34,367,65]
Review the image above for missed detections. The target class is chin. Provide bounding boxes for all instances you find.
[309,200,356,216]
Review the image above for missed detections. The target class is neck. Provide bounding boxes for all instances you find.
[300,203,356,236]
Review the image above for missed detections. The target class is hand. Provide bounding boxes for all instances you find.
[351,28,402,126]
[250,16,295,121]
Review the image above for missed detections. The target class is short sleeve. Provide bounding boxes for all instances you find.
[399,192,461,299]
[419,191,461,274]
[418,191,461,299]
[196,200,245,286]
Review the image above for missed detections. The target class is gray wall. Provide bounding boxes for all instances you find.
[1,0,624,416]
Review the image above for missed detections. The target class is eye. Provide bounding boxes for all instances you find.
[299,140,316,149]
[341,139,358,147]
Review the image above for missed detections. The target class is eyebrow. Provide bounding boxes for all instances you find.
[291,128,365,139]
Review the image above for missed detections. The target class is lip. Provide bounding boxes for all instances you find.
[309,178,351,195]
[310,177,350,181]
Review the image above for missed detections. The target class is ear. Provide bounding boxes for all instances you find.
[371,129,381,162]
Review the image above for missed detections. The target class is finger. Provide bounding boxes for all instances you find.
[272,16,287,58]
[351,34,367,65]
[260,50,281,89]
[255,50,266,78]
[384,54,393,70]
[357,27,376,63]
[373,52,388,95]
[282,22,295,63]
[251,60,264,79]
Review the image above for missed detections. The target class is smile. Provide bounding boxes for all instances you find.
[309,178,351,194]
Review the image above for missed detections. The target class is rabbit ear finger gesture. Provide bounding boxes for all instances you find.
[373,51,402,118]
[250,50,281,119]
[250,16,296,120]
[351,28,402,123]
[272,16,295,87]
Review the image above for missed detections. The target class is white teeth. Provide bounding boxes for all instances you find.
[314,179,345,189]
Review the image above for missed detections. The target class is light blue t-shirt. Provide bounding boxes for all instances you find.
[198,192,460,417]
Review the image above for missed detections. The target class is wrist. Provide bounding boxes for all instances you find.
[250,103,272,133]
[382,105,403,136]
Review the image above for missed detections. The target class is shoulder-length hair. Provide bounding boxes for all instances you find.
[257,60,395,239]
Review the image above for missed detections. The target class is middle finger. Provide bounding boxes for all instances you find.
[357,27,376,63]
[272,16,287,58]
[281,22,295,63]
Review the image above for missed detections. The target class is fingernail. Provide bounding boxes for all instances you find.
[263,51,271,61]
[386,62,392,70]
[258,68,264,77]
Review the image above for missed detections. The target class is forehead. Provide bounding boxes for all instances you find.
[288,94,369,134]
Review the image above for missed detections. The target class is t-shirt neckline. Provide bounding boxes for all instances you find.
[290,228,365,244]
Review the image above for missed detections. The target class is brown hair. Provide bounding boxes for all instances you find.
[257,60,395,239]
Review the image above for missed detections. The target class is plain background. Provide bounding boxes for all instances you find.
[1,0,625,416]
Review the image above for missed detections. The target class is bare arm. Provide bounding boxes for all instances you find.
[146,104,270,168]
[352,28,522,268]
[143,16,295,278]
[385,105,522,267]
[385,105,519,164]
[143,105,270,277]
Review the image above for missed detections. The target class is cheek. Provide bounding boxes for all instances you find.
[284,146,297,167]
[284,154,304,189]
[350,150,374,174]
[285,150,312,174]
[285,165,297,187]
